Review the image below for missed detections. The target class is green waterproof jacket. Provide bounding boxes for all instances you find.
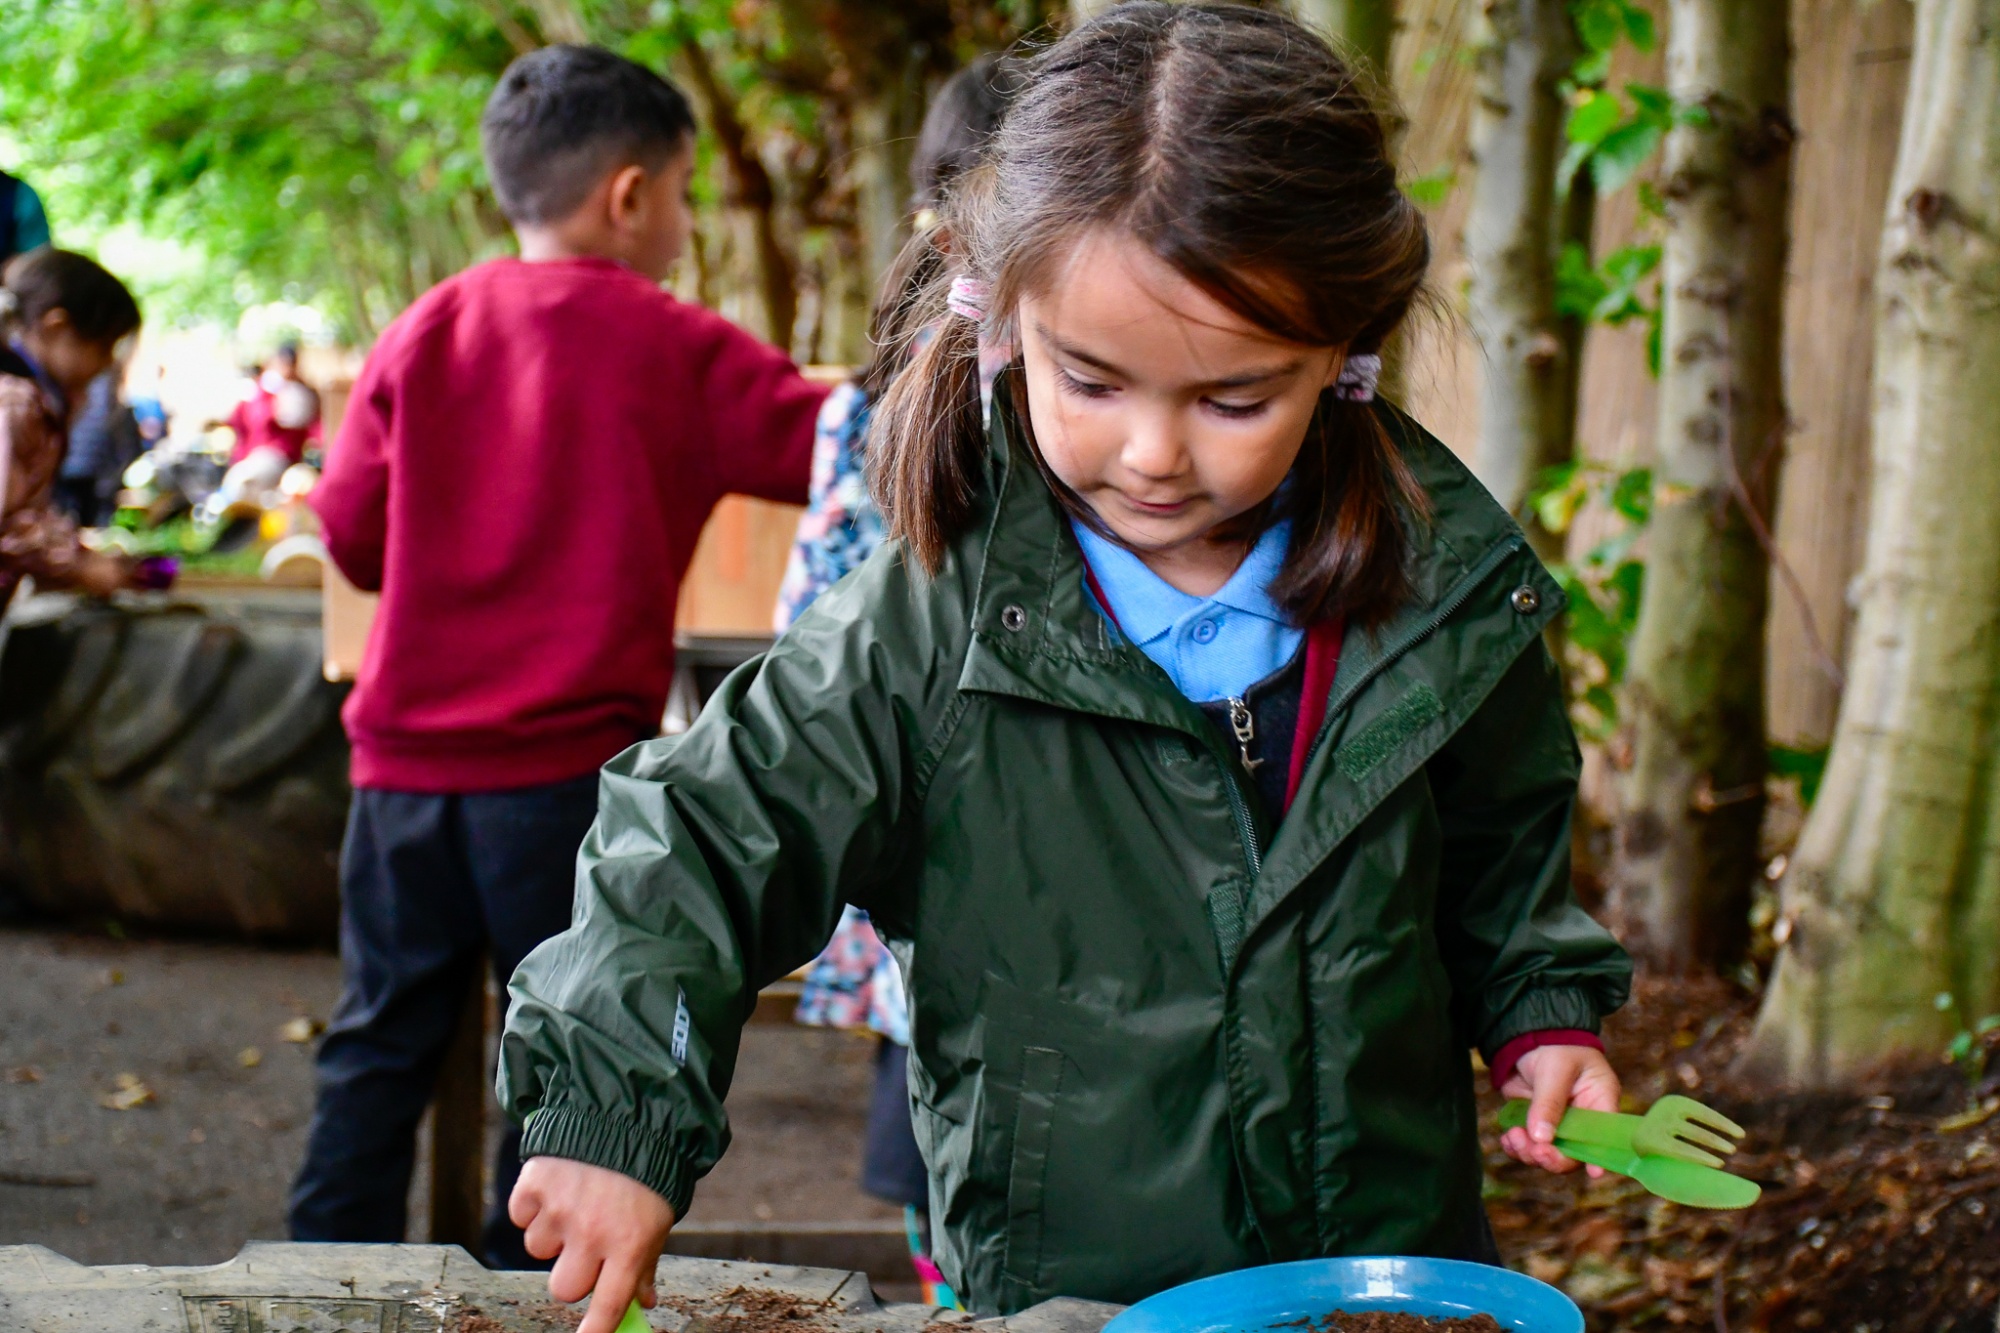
[500,394,1631,1314]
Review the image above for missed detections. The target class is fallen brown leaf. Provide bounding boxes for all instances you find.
[97,1072,155,1110]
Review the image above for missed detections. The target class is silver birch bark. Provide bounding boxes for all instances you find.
[1289,0,1396,76]
[1741,0,2000,1086]
[1463,0,1578,561]
[1607,0,1792,969]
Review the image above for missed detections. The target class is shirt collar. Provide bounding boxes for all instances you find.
[1071,515,1295,646]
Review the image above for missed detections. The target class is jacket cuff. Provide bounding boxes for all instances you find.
[1486,1029,1603,1091]
[1479,985,1608,1062]
[519,1102,699,1220]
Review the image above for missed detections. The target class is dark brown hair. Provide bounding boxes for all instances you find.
[1,248,141,346]
[871,1,1432,627]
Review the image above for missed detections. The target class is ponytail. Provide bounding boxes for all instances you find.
[869,232,990,573]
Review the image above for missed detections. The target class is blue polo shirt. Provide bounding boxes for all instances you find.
[1072,517,1303,703]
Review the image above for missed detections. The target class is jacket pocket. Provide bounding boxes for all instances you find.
[1000,1045,1066,1302]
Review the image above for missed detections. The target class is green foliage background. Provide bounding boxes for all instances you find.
[0,0,1064,347]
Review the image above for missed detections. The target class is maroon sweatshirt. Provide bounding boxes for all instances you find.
[311,257,825,792]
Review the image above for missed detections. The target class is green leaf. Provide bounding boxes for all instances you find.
[1405,169,1456,209]
[1976,1015,2000,1036]
[1571,0,1624,54]
[1621,4,1656,52]
[1608,466,1654,524]
[1566,88,1623,147]
[1555,240,1608,321]
[1939,992,1960,1012]
[1625,82,1675,123]
[1950,1031,1975,1062]
[1591,119,1665,194]
[1572,47,1614,87]
[1768,744,1830,807]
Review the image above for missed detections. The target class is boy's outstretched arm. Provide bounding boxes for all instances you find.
[510,1158,676,1333]
[308,337,396,592]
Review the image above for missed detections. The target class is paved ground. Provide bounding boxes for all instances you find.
[0,926,895,1268]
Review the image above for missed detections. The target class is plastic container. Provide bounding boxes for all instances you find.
[1101,1258,1583,1333]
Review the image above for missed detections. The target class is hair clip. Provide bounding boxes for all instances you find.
[1334,352,1381,403]
[947,275,990,323]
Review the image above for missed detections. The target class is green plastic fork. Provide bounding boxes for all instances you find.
[1535,1135,1762,1209]
[1497,1093,1745,1168]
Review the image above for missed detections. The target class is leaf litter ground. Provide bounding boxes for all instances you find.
[1480,974,2000,1332]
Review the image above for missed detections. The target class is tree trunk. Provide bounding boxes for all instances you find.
[1463,0,1577,563]
[1740,0,2000,1087]
[675,29,798,349]
[1608,0,1792,971]
[1290,0,1396,77]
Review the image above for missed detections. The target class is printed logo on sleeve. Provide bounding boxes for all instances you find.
[671,988,691,1066]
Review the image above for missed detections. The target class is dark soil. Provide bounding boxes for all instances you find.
[661,1283,836,1333]
[1279,1314,1504,1333]
[1481,973,2000,1333]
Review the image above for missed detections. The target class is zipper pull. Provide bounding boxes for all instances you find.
[1227,696,1263,775]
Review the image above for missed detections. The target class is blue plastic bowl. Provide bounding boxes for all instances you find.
[1100,1258,1583,1333]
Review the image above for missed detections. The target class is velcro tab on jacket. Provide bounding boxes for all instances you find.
[1335,682,1443,782]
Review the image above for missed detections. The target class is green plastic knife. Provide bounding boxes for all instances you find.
[615,1300,652,1333]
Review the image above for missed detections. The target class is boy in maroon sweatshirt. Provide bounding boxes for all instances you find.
[294,45,825,1267]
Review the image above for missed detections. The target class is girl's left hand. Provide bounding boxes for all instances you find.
[1497,1044,1622,1177]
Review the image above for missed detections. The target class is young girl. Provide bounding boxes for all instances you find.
[1,248,158,614]
[500,6,1631,1328]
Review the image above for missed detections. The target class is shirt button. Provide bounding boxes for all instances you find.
[1192,619,1219,644]
[1509,585,1541,614]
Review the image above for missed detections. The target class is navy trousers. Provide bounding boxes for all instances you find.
[288,773,599,1269]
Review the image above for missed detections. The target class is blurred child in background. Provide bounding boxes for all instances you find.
[1,248,165,610]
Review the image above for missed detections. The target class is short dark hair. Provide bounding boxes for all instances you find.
[909,53,1025,213]
[481,44,696,225]
[0,248,141,345]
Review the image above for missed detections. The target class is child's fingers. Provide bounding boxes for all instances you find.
[521,1207,566,1262]
[1526,1073,1575,1148]
[1500,1125,1580,1174]
[548,1243,606,1307]
[508,1175,544,1232]
[577,1257,651,1333]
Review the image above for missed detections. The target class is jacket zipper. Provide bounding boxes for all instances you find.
[1221,695,1263,878]
[1298,537,1529,781]
[1226,769,1263,878]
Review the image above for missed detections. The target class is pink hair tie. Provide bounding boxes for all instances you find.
[1334,352,1382,403]
[947,275,991,323]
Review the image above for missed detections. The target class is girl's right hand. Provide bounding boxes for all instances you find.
[510,1156,677,1333]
